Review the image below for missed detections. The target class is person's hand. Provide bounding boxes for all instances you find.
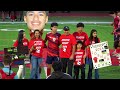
[30,46,35,52]
[69,55,74,60]
[31,46,36,50]
[83,59,85,64]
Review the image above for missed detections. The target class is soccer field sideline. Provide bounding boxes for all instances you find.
[0,21,112,32]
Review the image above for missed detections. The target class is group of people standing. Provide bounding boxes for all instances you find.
[12,11,102,79]
[47,22,100,79]
[1,11,102,79]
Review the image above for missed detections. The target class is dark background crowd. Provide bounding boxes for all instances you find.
[0,11,70,22]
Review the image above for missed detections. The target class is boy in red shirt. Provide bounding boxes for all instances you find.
[74,40,86,79]
[59,26,77,76]
[29,30,45,79]
[44,22,61,76]
[13,30,29,79]
[86,29,100,79]
[73,23,89,50]
[109,11,119,41]
[73,22,88,67]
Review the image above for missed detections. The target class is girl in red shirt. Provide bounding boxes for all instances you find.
[13,30,29,79]
[73,40,86,79]
[86,29,100,79]
[29,29,43,75]
[29,30,45,79]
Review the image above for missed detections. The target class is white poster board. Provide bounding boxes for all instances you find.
[90,41,112,69]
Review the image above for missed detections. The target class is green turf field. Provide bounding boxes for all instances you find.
[0,23,114,50]
[1,16,120,79]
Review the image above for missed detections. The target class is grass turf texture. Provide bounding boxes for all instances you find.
[0,23,114,50]
[1,16,119,79]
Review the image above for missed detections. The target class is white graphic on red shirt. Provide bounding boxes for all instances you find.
[61,39,70,52]
[34,41,42,53]
[63,45,67,52]
[23,42,28,46]
[53,38,56,42]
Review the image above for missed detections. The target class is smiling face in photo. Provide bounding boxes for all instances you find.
[24,11,48,32]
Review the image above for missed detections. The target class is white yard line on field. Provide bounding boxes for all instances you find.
[0,29,62,32]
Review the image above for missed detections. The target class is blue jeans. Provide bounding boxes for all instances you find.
[87,58,99,79]
[30,55,42,79]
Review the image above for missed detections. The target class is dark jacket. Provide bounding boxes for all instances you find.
[47,71,73,79]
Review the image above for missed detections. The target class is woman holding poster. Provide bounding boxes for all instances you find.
[86,29,100,79]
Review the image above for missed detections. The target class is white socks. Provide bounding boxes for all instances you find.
[17,65,24,79]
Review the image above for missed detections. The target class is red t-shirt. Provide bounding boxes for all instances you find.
[86,38,100,58]
[116,48,120,53]
[13,38,29,47]
[59,34,77,58]
[74,49,85,66]
[114,16,119,30]
[73,32,89,50]
[29,38,44,58]
[118,17,120,28]
[45,32,61,57]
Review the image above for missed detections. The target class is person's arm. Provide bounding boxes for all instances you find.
[42,40,45,49]
[44,34,48,44]
[13,40,18,47]
[29,40,35,53]
[58,34,61,46]
[115,17,119,28]
[0,73,1,79]
[84,37,89,59]
[69,35,76,60]
[83,51,86,64]
[29,46,36,53]
[69,45,76,60]
[44,34,48,48]
[59,35,62,46]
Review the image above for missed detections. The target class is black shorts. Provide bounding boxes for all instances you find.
[46,56,59,64]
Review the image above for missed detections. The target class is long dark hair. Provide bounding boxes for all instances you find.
[89,29,99,43]
[31,29,41,40]
[17,30,25,46]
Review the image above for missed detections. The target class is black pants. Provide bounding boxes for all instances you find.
[61,58,74,77]
[74,64,85,79]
